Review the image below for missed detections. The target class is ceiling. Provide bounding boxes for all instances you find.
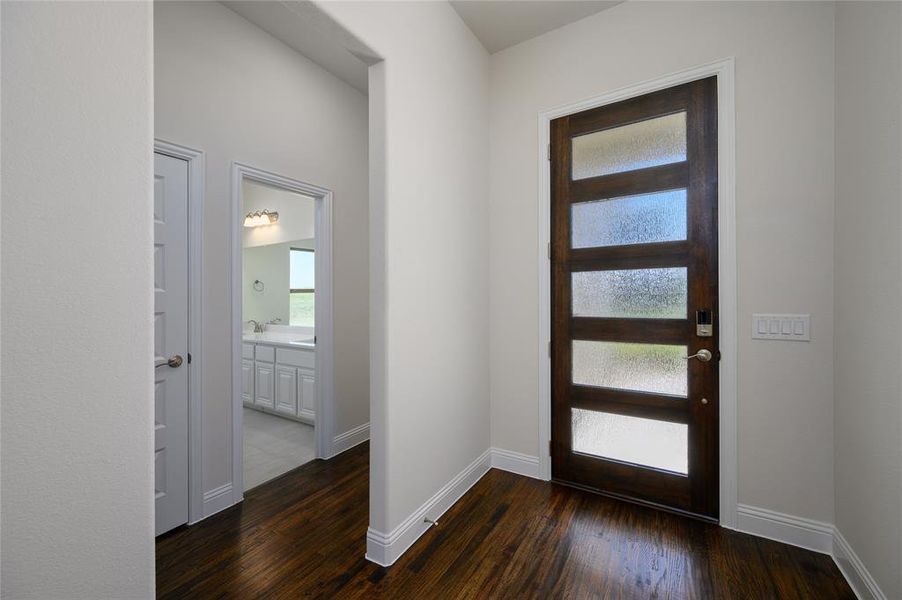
[223,1,369,93]
[224,1,624,93]
[450,0,624,54]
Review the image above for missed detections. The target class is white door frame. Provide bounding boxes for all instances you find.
[153,139,205,525]
[230,162,335,501]
[536,58,738,528]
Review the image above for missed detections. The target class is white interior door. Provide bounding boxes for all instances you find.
[154,152,190,536]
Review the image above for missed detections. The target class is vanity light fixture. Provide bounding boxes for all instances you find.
[243,209,279,227]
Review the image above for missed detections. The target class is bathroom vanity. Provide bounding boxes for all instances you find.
[242,333,315,424]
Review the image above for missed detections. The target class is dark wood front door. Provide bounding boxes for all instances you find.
[550,77,719,520]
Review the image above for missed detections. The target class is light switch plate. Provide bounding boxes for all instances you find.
[752,314,810,341]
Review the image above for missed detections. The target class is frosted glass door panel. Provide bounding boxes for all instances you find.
[572,268,687,319]
[572,341,687,396]
[571,189,686,249]
[571,112,686,180]
[572,408,688,474]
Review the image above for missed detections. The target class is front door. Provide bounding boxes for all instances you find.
[550,77,719,519]
[154,152,190,535]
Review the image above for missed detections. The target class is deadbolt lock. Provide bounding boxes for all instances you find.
[696,309,713,337]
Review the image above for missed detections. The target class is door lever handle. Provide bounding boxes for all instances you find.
[683,349,712,362]
[155,355,184,369]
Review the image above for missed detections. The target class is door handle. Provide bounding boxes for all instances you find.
[684,349,712,362]
[155,355,184,369]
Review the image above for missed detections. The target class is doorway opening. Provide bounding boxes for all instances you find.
[232,164,335,496]
[152,0,371,559]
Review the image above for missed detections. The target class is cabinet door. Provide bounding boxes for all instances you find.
[241,359,255,406]
[254,362,275,409]
[274,365,298,416]
[298,367,316,421]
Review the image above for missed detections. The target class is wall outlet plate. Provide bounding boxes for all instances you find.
[751,314,810,341]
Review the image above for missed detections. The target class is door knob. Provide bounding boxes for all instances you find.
[155,355,183,369]
[684,349,712,362]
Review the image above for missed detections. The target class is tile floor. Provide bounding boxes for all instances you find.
[243,407,316,490]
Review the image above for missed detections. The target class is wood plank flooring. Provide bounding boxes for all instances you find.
[156,443,854,599]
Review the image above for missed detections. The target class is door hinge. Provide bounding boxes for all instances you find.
[547,143,551,161]
[547,241,551,260]
[548,440,553,456]
[548,341,551,358]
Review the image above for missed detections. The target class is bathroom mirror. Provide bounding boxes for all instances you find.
[242,179,316,333]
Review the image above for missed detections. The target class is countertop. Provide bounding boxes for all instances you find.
[242,331,315,350]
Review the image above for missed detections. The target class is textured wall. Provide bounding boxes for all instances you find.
[1,2,155,597]
[834,2,902,597]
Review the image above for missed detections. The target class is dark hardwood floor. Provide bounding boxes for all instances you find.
[157,443,854,599]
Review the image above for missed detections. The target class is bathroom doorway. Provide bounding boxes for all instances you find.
[232,163,334,495]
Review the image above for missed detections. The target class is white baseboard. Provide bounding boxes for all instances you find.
[331,422,370,457]
[202,483,235,518]
[365,448,491,567]
[489,447,541,479]
[833,527,886,600]
[735,504,887,600]
[735,503,834,554]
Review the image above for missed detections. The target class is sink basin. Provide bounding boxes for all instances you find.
[289,339,314,345]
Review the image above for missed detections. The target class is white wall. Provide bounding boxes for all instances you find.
[242,180,315,249]
[488,1,836,523]
[316,1,491,538]
[0,2,155,597]
[154,1,369,494]
[834,2,902,597]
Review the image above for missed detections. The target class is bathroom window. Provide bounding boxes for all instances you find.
[290,248,315,327]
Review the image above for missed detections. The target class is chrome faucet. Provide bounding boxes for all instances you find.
[247,319,264,333]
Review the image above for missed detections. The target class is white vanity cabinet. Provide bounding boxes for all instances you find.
[298,368,315,422]
[253,344,275,409]
[274,347,315,424]
[254,364,275,409]
[241,340,315,424]
[274,365,298,416]
[241,343,255,406]
[241,360,255,406]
